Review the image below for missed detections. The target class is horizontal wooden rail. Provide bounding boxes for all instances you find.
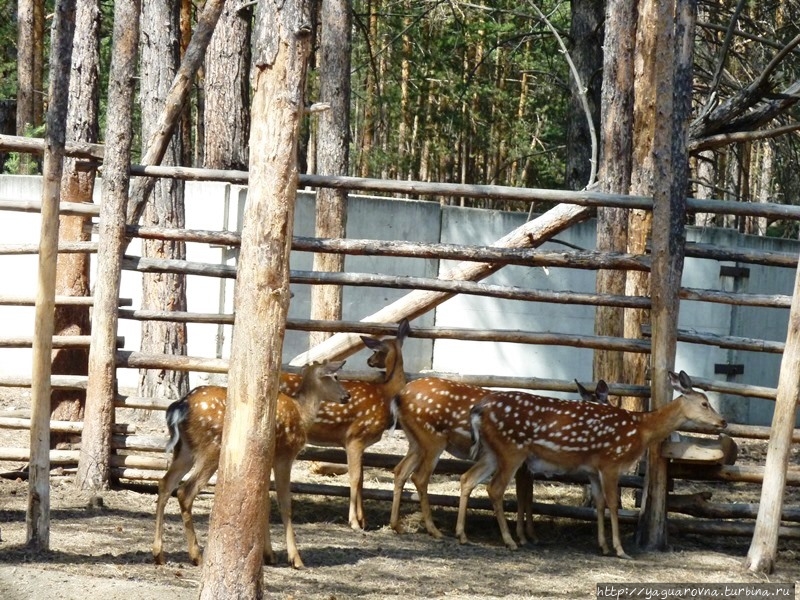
[0,241,98,255]
[0,295,132,306]
[642,325,784,354]
[0,374,87,389]
[0,335,123,349]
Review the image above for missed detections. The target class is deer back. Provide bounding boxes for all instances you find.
[393,376,490,459]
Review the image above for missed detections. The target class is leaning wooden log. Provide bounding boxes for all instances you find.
[291,203,594,365]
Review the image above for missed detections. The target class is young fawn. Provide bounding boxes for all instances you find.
[279,318,410,530]
[152,360,349,569]
[457,371,726,558]
[390,377,608,541]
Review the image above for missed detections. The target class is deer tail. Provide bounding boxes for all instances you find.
[468,400,487,461]
[164,396,189,454]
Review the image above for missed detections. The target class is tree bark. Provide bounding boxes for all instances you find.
[27,0,76,550]
[564,0,604,192]
[51,0,100,449]
[309,0,351,348]
[197,0,314,596]
[76,0,139,492]
[636,0,696,551]
[593,0,635,402]
[137,0,189,408]
[204,0,251,171]
[745,256,800,573]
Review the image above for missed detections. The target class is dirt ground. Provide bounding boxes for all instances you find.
[0,389,798,599]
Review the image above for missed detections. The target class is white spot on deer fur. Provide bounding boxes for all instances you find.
[627,429,636,436]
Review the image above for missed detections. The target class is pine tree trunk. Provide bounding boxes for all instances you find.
[197,1,313,595]
[138,0,189,408]
[50,0,101,449]
[309,0,351,348]
[594,0,635,404]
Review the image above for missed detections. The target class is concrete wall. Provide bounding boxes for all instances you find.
[0,175,795,426]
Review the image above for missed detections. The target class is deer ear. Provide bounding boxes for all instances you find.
[396,318,411,343]
[595,380,609,403]
[678,370,694,390]
[669,370,692,394]
[361,335,383,350]
[575,379,590,400]
[327,360,346,373]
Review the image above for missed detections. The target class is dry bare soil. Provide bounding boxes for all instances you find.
[0,390,798,599]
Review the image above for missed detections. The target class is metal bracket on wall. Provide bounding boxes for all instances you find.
[714,363,744,376]
[719,265,750,279]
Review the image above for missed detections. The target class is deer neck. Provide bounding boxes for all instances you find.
[638,397,687,447]
[382,351,407,400]
[294,387,325,432]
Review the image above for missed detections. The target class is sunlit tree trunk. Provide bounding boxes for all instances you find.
[51,0,101,449]
[310,0,351,348]
[138,0,189,407]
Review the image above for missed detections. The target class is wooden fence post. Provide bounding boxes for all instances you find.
[76,0,139,492]
[27,0,76,549]
[745,256,800,573]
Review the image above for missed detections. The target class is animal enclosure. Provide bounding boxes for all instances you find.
[0,163,799,546]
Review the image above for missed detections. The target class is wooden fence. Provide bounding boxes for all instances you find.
[0,150,799,538]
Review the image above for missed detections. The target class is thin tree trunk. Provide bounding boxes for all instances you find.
[595,0,635,405]
[28,0,76,550]
[309,0,351,349]
[51,0,101,449]
[76,0,139,493]
[137,0,189,408]
[197,1,313,595]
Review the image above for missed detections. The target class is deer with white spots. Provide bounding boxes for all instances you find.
[152,360,350,569]
[390,377,609,542]
[456,371,726,558]
[280,318,410,530]
[514,379,609,542]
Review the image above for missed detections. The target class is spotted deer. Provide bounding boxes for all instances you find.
[152,360,350,569]
[514,379,609,542]
[280,319,410,530]
[389,377,609,542]
[457,371,726,558]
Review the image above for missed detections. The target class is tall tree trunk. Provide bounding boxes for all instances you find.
[635,0,695,551]
[138,0,189,407]
[76,0,139,493]
[197,0,313,595]
[204,1,251,171]
[51,0,101,449]
[565,0,604,191]
[17,0,35,136]
[594,0,635,405]
[309,0,351,348]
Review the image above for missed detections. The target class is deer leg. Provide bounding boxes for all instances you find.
[514,466,536,545]
[488,456,524,550]
[602,471,630,559]
[390,441,422,533]
[588,472,611,556]
[176,457,217,566]
[345,439,367,530]
[263,484,275,565]
[456,451,497,545]
[410,446,445,539]
[153,447,194,565]
[274,456,304,569]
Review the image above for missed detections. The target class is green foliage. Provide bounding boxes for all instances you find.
[3,123,45,174]
[348,0,571,199]
[0,0,17,99]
